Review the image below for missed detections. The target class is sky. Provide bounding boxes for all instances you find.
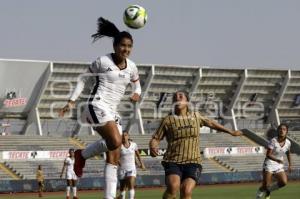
[0,0,300,69]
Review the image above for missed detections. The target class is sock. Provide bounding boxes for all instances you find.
[66,186,70,196]
[81,139,108,159]
[104,163,118,199]
[72,186,77,197]
[267,182,280,192]
[129,189,135,199]
[120,190,126,199]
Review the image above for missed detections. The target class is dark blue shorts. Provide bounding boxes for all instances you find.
[162,161,202,184]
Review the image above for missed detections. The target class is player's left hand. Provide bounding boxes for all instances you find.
[231,130,243,136]
[288,165,292,173]
[130,93,140,102]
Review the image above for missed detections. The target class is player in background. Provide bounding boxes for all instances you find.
[118,131,145,199]
[36,165,45,198]
[149,90,243,199]
[60,149,79,199]
[59,17,141,199]
[256,124,292,199]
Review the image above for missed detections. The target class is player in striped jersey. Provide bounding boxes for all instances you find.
[59,17,141,199]
[149,90,242,199]
[256,124,292,199]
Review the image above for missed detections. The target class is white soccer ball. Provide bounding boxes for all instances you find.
[123,5,147,29]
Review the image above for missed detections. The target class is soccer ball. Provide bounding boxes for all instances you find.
[123,5,147,29]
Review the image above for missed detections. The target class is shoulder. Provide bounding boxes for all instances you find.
[162,115,172,124]
[126,58,136,67]
[270,137,277,143]
[91,55,112,71]
[126,58,137,71]
[286,139,291,147]
[269,137,278,146]
[131,141,137,147]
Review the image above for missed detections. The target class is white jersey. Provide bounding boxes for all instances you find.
[264,137,291,168]
[120,142,138,170]
[64,157,75,173]
[88,54,139,112]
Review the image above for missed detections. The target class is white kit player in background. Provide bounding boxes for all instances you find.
[59,17,141,199]
[256,124,292,199]
[60,149,79,199]
[118,131,145,199]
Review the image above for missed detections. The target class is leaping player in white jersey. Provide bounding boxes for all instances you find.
[256,124,292,199]
[59,17,141,199]
[118,131,145,199]
[60,149,79,199]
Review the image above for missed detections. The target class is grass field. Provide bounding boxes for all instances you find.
[0,182,299,199]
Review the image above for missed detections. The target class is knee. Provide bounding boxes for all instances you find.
[166,183,180,196]
[181,185,193,197]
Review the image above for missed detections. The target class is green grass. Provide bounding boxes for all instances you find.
[0,182,299,199]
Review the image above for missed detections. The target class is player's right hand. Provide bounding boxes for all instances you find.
[150,147,159,157]
[59,100,75,117]
[149,138,159,157]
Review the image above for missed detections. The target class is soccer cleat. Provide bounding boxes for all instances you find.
[256,189,265,199]
[74,149,86,177]
[66,196,70,199]
[265,191,271,199]
[73,196,79,199]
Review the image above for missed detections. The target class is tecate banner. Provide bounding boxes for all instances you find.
[2,150,69,161]
[203,146,265,158]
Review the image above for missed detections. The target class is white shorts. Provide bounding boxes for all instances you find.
[263,162,284,174]
[81,105,122,134]
[118,168,137,180]
[66,171,77,180]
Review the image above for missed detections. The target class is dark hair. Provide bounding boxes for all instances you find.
[91,17,133,46]
[277,123,289,134]
[69,148,75,153]
[172,90,190,103]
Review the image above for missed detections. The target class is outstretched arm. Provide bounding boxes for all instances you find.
[149,138,160,157]
[59,70,91,117]
[203,118,243,136]
[149,118,167,157]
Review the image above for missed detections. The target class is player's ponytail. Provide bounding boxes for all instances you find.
[91,17,120,42]
[91,17,133,46]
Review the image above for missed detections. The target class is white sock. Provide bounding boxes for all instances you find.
[129,189,135,199]
[66,186,70,196]
[81,139,108,159]
[72,186,77,197]
[104,163,118,199]
[120,190,126,199]
[268,182,280,192]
